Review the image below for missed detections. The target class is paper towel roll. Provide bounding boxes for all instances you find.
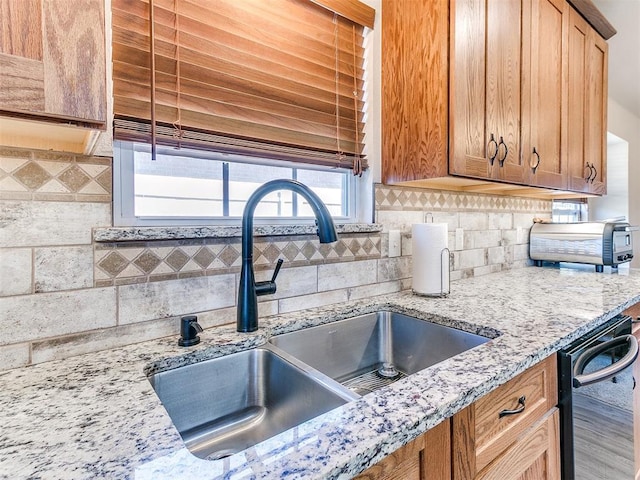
[412,223,449,296]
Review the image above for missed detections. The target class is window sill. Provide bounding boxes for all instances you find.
[93,223,382,243]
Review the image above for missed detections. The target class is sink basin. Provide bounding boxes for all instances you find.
[148,348,349,460]
[270,311,491,395]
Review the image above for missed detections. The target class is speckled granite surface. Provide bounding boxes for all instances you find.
[1,266,639,479]
[93,223,383,242]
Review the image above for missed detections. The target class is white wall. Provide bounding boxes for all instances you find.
[589,133,629,222]
[605,99,640,267]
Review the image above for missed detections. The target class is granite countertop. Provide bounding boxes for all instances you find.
[1,267,639,479]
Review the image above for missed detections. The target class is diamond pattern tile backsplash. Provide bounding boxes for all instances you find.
[95,234,382,287]
[0,148,111,201]
[375,185,552,213]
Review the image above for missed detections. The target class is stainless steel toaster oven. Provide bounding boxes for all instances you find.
[529,221,635,272]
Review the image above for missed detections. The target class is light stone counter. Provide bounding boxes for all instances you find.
[1,266,639,479]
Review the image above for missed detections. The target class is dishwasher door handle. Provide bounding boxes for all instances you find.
[573,334,639,388]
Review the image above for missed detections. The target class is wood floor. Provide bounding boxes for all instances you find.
[573,392,635,479]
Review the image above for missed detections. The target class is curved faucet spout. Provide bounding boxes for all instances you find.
[237,179,338,332]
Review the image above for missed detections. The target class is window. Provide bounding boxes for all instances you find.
[552,200,588,223]
[114,142,354,225]
[111,0,374,226]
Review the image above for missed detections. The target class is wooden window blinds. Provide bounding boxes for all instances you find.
[112,0,374,173]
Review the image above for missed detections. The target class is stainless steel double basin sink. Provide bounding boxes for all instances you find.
[149,310,490,460]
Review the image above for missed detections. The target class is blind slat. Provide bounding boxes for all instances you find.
[112,0,370,171]
[113,61,364,120]
[115,118,362,168]
[114,84,364,141]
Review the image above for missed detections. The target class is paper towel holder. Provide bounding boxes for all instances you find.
[439,247,451,296]
[413,246,451,298]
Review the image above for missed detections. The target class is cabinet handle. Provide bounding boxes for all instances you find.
[497,136,508,167]
[531,147,541,174]
[590,164,597,183]
[584,162,593,182]
[487,133,499,166]
[498,395,526,418]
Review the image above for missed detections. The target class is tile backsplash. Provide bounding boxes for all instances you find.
[0,147,551,371]
[375,185,552,280]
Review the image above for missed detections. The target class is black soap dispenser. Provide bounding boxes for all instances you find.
[178,315,203,347]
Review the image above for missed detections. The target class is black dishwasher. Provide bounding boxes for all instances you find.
[558,315,638,479]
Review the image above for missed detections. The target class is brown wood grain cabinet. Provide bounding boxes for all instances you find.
[353,419,451,480]
[0,0,106,126]
[524,0,569,190]
[357,355,560,480]
[382,0,609,196]
[450,0,527,185]
[381,0,449,184]
[452,354,560,480]
[566,7,608,195]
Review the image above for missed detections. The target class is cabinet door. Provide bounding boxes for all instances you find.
[525,0,568,189]
[451,0,526,184]
[486,0,526,184]
[450,0,491,179]
[567,9,607,195]
[381,0,449,184]
[476,408,561,480]
[0,0,106,125]
[585,31,607,195]
[354,418,451,480]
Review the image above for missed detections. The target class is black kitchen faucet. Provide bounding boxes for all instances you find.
[237,179,338,332]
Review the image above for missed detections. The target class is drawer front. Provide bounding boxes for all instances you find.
[474,354,558,471]
[477,407,561,480]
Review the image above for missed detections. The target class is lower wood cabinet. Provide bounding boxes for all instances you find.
[357,354,560,480]
[473,409,560,480]
[354,419,451,480]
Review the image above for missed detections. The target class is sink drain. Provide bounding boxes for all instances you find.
[377,363,400,379]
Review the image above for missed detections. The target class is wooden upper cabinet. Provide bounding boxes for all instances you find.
[567,8,608,195]
[382,0,611,196]
[450,0,526,185]
[524,0,569,189]
[585,30,608,194]
[0,0,106,126]
[381,0,449,184]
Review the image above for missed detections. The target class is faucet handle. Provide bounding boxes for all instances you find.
[256,258,284,297]
[270,258,284,283]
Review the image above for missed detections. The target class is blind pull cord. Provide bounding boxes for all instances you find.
[351,24,362,177]
[149,0,157,160]
[333,13,345,168]
[173,1,183,149]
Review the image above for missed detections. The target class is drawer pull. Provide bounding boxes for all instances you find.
[498,396,526,418]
